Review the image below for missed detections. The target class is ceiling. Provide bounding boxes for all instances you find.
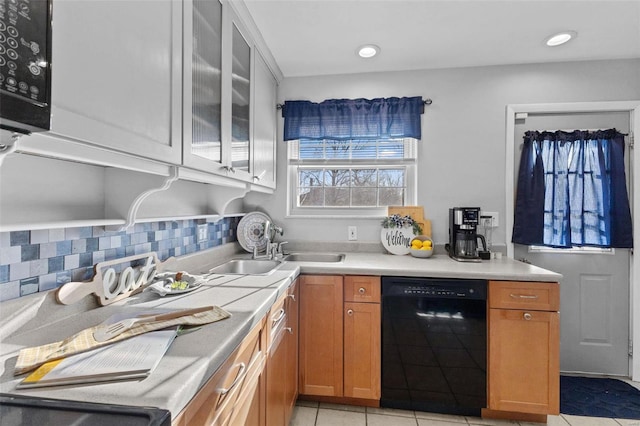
[243,0,640,78]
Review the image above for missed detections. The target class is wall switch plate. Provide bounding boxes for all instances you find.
[348,226,357,241]
[197,224,208,243]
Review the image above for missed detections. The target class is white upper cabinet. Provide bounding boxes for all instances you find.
[252,50,277,189]
[48,0,182,163]
[184,1,278,189]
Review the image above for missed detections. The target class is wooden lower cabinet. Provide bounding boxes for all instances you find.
[299,275,344,397]
[174,280,300,426]
[344,301,380,400]
[284,280,300,423]
[486,281,560,419]
[266,279,299,426]
[299,275,380,403]
[172,316,266,426]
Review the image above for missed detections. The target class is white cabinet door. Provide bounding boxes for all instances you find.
[183,0,224,174]
[252,50,277,189]
[49,0,182,163]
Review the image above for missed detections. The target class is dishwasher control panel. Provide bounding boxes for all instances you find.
[381,277,487,300]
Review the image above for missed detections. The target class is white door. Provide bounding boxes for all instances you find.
[513,111,631,377]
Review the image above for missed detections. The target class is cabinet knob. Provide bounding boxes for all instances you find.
[523,312,533,320]
[285,327,293,334]
[347,309,354,316]
[358,287,366,294]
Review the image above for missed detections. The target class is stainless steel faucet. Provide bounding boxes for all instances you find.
[252,220,285,260]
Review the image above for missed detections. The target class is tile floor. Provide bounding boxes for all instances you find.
[289,400,640,426]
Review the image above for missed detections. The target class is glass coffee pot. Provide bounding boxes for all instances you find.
[454,229,487,259]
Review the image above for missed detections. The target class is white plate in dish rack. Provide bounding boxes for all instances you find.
[237,212,271,253]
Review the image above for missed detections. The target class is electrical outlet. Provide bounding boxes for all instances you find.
[480,211,499,227]
[197,224,208,243]
[348,226,357,241]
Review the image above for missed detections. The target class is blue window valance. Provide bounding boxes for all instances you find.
[282,96,424,141]
[512,129,633,249]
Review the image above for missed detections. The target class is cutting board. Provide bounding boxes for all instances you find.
[387,206,432,237]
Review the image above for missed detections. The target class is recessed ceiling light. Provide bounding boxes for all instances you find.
[357,44,380,58]
[545,31,577,47]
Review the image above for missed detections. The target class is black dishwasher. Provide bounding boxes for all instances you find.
[381,277,487,416]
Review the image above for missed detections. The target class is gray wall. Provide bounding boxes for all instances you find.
[244,58,640,247]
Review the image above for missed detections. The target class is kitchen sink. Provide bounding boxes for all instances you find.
[209,259,282,275]
[283,253,345,263]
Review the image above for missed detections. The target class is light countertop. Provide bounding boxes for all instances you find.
[0,244,561,419]
[278,251,562,282]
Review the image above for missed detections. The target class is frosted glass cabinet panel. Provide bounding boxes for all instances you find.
[48,0,182,163]
[191,0,222,163]
[231,24,251,173]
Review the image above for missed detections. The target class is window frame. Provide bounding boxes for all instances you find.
[286,138,418,218]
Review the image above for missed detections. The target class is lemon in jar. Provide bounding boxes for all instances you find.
[411,239,422,249]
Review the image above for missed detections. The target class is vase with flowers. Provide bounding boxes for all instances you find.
[381,214,423,255]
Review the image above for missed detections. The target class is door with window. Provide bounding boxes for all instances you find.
[513,112,631,376]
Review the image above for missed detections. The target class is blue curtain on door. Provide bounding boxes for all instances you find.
[281,96,424,141]
[512,129,633,248]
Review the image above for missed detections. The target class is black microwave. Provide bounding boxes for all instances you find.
[0,0,52,134]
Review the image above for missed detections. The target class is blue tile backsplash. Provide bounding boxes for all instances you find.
[0,217,240,302]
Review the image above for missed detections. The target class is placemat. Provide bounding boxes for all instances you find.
[15,306,230,375]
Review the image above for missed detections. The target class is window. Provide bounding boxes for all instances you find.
[287,138,417,217]
[512,129,632,248]
[281,96,425,217]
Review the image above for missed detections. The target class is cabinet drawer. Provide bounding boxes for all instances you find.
[173,318,265,426]
[344,276,380,303]
[267,291,288,351]
[489,281,559,311]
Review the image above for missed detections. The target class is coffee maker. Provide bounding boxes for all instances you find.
[448,207,487,262]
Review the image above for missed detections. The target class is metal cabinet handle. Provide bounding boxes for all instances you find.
[287,294,296,302]
[510,293,539,299]
[285,327,293,334]
[217,362,246,395]
[347,309,354,316]
[358,287,366,294]
[523,313,533,320]
[271,308,285,326]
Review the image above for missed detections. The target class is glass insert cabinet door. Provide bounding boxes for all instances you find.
[191,0,222,163]
[185,0,254,178]
[230,22,251,172]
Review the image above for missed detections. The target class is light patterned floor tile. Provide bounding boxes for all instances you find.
[368,413,419,426]
[367,406,416,418]
[316,408,366,426]
[415,411,468,423]
[519,414,571,426]
[417,419,470,426]
[615,419,640,426]
[289,405,318,426]
[561,415,620,426]
[319,402,366,412]
[466,417,518,425]
[296,400,320,408]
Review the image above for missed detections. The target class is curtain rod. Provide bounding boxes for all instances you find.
[276,98,433,110]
